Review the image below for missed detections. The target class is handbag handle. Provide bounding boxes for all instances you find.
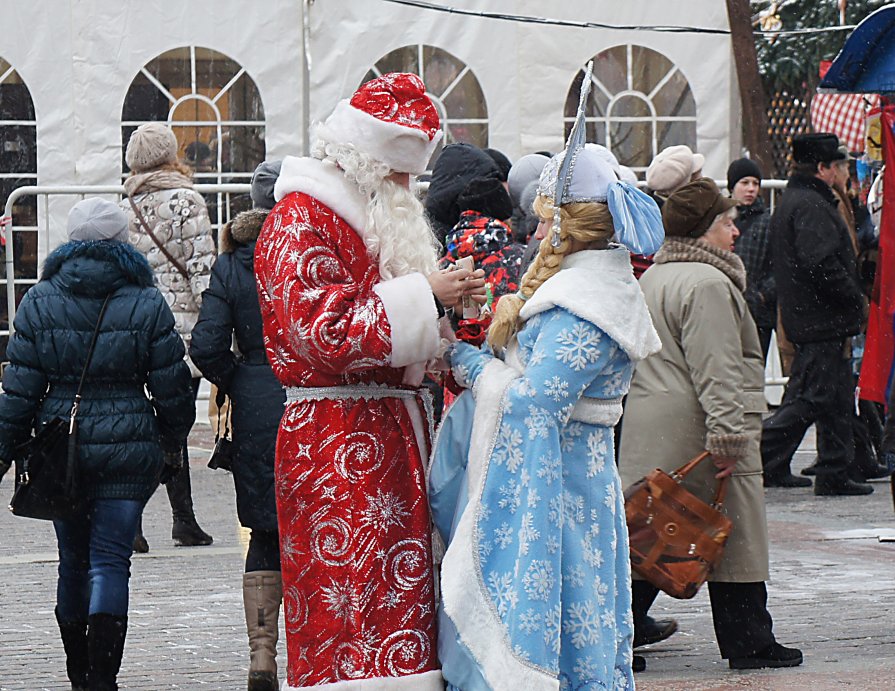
[69,293,112,430]
[127,195,191,281]
[670,450,729,510]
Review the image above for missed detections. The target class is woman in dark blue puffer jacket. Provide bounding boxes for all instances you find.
[0,198,194,691]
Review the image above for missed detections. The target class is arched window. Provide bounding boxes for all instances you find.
[0,57,38,355]
[565,45,697,174]
[360,45,488,164]
[122,46,265,220]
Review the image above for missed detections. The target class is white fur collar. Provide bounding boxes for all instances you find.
[519,246,661,361]
[273,156,367,237]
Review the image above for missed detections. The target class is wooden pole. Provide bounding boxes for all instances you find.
[726,0,777,178]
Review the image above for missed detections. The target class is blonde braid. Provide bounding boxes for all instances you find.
[487,196,614,351]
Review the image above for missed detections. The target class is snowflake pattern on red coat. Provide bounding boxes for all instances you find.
[254,191,438,687]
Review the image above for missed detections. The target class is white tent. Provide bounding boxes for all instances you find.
[0,0,739,248]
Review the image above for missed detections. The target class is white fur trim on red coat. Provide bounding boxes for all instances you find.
[281,669,443,691]
[373,273,440,368]
[273,156,368,236]
[323,100,443,175]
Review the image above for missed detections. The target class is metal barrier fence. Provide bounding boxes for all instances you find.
[1,183,252,343]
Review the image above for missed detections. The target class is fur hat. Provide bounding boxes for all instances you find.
[792,133,847,165]
[67,198,130,243]
[507,153,550,205]
[251,160,282,210]
[662,178,737,238]
[727,157,763,191]
[319,72,442,175]
[125,122,178,172]
[458,176,513,220]
[646,145,705,195]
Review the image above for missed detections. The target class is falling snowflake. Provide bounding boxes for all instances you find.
[494,522,514,549]
[517,512,540,556]
[360,489,409,532]
[525,405,554,440]
[537,452,561,485]
[487,571,519,617]
[518,609,542,634]
[320,579,359,621]
[522,560,555,602]
[544,376,570,402]
[564,565,585,588]
[564,600,601,649]
[586,432,608,478]
[498,479,522,514]
[544,604,562,654]
[556,322,602,371]
[561,422,584,453]
[493,423,524,473]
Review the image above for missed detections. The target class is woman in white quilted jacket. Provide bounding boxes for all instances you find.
[120,122,216,550]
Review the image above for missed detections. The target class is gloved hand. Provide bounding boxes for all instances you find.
[159,449,183,485]
[447,341,493,390]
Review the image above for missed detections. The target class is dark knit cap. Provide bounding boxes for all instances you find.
[662,177,738,238]
[792,133,846,165]
[458,176,514,220]
[484,148,512,182]
[251,159,282,210]
[727,157,762,191]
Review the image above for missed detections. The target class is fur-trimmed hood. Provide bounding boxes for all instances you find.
[219,209,269,253]
[42,239,155,295]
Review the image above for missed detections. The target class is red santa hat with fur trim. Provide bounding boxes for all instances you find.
[320,72,443,175]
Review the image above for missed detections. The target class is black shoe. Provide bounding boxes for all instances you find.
[800,464,817,476]
[132,533,149,554]
[632,655,646,673]
[814,476,874,496]
[855,463,892,481]
[729,642,803,669]
[172,518,213,546]
[633,617,678,648]
[763,473,812,488]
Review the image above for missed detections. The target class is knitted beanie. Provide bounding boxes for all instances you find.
[251,159,283,210]
[726,158,763,191]
[67,198,130,243]
[125,122,178,172]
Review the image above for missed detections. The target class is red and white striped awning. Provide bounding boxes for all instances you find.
[811,92,879,153]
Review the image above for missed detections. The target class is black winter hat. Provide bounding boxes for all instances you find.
[458,176,514,220]
[792,133,847,165]
[727,158,763,191]
[484,148,512,181]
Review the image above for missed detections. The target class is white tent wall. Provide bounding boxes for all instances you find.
[309,0,739,173]
[0,0,739,250]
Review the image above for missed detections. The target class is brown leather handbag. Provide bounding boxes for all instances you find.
[624,451,732,599]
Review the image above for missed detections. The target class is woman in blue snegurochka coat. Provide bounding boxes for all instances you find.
[0,199,194,690]
[430,145,665,691]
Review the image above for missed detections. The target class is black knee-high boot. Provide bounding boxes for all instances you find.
[87,613,127,691]
[56,608,88,690]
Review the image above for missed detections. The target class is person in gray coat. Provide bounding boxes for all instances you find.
[618,179,802,671]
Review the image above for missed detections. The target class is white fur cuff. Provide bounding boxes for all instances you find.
[373,272,440,368]
[281,670,443,691]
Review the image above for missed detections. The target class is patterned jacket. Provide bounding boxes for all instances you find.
[120,187,215,376]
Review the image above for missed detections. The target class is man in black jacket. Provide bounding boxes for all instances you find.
[761,133,872,495]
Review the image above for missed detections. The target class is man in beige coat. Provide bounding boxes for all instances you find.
[619,179,802,671]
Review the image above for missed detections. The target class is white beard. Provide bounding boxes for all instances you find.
[364,178,439,281]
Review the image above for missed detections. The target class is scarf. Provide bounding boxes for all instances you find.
[653,236,747,293]
[124,170,195,197]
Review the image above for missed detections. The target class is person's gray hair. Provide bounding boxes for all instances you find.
[709,206,738,230]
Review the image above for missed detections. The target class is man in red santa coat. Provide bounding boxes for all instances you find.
[254,72,485,690]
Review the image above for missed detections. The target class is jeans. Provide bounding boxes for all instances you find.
[54,498,144,621]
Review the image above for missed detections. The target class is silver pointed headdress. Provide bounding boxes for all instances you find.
[548,61,593,247]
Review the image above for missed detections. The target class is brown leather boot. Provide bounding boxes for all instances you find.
[243,571,282,691]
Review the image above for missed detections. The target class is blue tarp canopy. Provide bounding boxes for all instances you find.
[820,5,895,94]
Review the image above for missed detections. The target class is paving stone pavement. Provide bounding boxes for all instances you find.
[1,424,894,690]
